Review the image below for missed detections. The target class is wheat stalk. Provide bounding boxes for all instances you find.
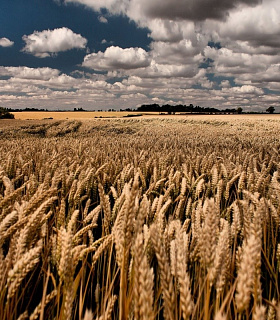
[7,240,42,299]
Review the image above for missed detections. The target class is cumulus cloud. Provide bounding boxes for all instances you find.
[204,0,280,53]
[227,85,264,95]
[22,27,87,58]
[130,0,261,21]
[151,40,203,65]
[130,61,201,79]
[0,66,60,80]
[0,37,14,47]
[0,65,274,111]
[200,0,280,91]
[1,0,279,111]
[82,46,151,70]
[62,0,261,22]
[147,20,186,42]
[82,42,205,80]
[63,0,127,14]
[101,39,114,45]
[204,46,280,86]
[98,15,108,23]
[220,80,231,88]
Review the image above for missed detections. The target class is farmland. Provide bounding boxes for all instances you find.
[11,111,280,121]
[11,111,142,120]
[0,117,280,319]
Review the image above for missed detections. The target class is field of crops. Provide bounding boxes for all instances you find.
[1,117,280,319]
[11,111,143,120]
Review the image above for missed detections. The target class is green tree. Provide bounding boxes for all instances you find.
[266,106,275,114]
[236,107,243,114]
[0,107,14,119]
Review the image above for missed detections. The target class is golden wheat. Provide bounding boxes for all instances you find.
[0,117,280,319]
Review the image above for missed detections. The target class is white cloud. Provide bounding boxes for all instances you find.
[228,85,264,95]
[0,67,274,111]
[1,0,279,111]
[151,40,203,65]
[64,0,128,14]
[198,0,280,70]
[0,66,60,80]
[266,83,280,91]
[213,0,280,50]
[47,74,78,87]
[101,39,114,45]
[220,80,231,88]
[146,20,189,42]
[131,61,201,79]
[98,15,108,23]
[0,37,14,47]
[60,0,280,111]
[22,27,87,58]
[82,46,151,70]
[204,47,280,92]
[82,41,205,80]
[120,92,147,100]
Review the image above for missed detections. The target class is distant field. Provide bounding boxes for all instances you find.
[11,111,280,121]
[11,111,145,120]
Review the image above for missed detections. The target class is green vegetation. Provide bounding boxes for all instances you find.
[136,103,239,114]
[0,107,14,119]
[266,106,275,114]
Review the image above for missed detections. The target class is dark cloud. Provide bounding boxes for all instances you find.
[141,0,262,21]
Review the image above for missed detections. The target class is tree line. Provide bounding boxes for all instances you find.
[0,107,14,119]
[136,104,241,114]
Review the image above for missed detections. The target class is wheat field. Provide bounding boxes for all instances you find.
[11,112,141,120]
[0,117,280,320]
[11,111,280,121]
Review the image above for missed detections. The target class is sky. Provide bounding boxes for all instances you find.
[0,0,280,111]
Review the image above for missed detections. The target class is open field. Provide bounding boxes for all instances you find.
[11,111,145,120]
[11,111,280,121]
[1,118,280,319]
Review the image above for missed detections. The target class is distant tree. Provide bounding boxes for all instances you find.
[0,107,14,119]
[266,106,275,114]
[236,107,243,114]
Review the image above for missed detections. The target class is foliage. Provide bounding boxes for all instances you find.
[0,107,14,119]
[236,107,243,114]
[137,103,238,114]
[266,106,275,114]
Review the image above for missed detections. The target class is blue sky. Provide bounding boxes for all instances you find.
[0,0,280,111]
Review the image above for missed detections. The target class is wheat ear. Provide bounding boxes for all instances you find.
[29,289,57,320]
[176,231,193,319]
[7,240,43,299]
[235,234,261,312]
[150,224,175,320]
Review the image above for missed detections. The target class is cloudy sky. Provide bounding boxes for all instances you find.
[0,0,279,111]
